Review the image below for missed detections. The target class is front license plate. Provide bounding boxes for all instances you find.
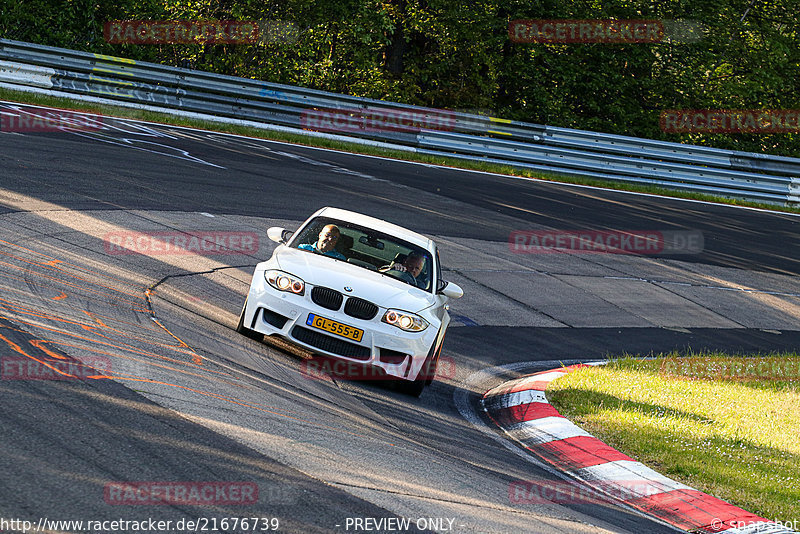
[306,313,364,342]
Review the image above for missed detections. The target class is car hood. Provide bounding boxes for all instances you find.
[274,248,436,313]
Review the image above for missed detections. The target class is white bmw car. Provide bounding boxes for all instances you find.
[236,207,463,396]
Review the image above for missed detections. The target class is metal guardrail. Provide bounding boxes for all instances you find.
[0,38,798,205]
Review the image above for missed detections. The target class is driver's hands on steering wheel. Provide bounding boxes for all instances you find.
[390,262,408,272]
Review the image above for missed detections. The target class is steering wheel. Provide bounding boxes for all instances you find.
[381,266,412,282]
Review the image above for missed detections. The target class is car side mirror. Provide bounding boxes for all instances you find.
[438,281,463,299]
[267,227,292,244]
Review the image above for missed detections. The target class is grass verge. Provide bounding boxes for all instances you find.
[547,353,800,522]
[2,86,799,215]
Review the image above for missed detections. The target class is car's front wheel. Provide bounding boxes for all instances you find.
[424,342,442,386]
[399,375,426,397]
[236,298,263,342]
[399,337,441,397]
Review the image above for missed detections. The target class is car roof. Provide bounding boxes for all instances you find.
[312,207,435,250]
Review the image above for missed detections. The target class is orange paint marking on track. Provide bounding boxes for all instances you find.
[151,317,203,365]
[33,339,242,386]
[144,289,203,365]
[53,291,67,300]
[0,317,234,380]
[0,328,240,385]
[1,326,331,422]
[0,302,196,357]
[0,333,76,378]
[0,238,146,289]
[0,275,149,315]
[1,313,202,368]
[0,271,41,286]
[29,339,68,360]
[81,310,202,363]
[80,309,197,355]
[0,239,63,261]
[79,309,160,332]
[84,312,110,328]
[0,259,143,306]
[0,298,154,338]
[0,332,30,357]
[31,348,311,416]
[0,246,143,300]
[88,324,203,367]
[6,319,315,406]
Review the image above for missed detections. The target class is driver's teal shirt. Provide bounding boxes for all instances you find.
[298,243,346,261]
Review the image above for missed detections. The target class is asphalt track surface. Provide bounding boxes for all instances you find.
[1,103,799,534]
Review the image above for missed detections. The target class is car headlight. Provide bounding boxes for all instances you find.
[265,270,305,295]
[382,309,429,332]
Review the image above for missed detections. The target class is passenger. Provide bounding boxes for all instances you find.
[299,224,347,260]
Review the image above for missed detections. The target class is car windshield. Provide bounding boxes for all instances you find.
[290,217,433,292]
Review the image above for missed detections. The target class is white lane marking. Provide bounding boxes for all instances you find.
[0,102,222,168]
[273,150,377,180]
[67,130,225,168]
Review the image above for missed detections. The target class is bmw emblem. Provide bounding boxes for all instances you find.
[344,286,353,292]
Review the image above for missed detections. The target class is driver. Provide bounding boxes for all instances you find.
[299,224,347,260]
[385,251,424,287]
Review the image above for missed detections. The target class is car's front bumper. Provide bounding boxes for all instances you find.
[243,270,439,382]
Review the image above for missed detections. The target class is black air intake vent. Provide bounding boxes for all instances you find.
[291,326,371,360]
[311,286,343,311]
[344,297,379,320]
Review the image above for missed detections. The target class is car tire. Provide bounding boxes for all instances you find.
[236,298,263,342]
[400,340,440,397]
[400,376,426,397]
[424,342,442,386]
